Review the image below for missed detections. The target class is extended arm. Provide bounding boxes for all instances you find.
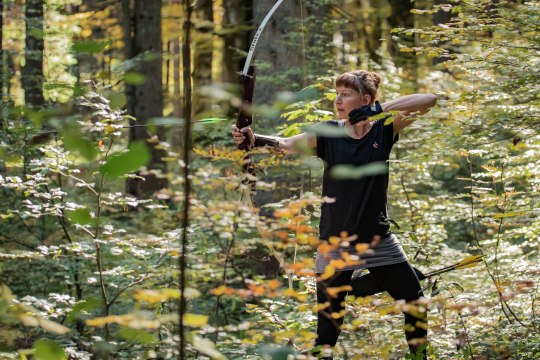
[232,126,316,154]
[381,94,437,135]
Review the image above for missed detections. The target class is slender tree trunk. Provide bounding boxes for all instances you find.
[125,0,168,198]
[171,37,183,150]
[21,0,45,108]
[192,0,213,117]
[1,0,5,127]
[164,40,171,93]
[173,38,181,118]
[122,0,135,116]
[222,0,252,84]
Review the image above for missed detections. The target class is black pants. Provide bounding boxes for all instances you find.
[315,261,427,357]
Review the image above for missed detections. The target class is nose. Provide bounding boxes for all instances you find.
[335,95,341,104]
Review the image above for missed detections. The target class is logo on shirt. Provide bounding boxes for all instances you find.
[373,141,379,149]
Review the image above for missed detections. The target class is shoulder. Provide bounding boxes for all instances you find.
[316,120,343,127]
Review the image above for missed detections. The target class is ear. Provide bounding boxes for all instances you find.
[363,94,372,105]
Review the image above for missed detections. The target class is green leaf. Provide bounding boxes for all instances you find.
[33,339,67,360]
[67,297,102,322]
[123,71,146,85]
[62,127,98,161]
[296,87,320,102]
[119,327,156,344]
[72,40,111,54]
[65,208,93,225]
[108,92,127,110]
[99,141,150,177]
[304,123,348,137]
[330,162,388,180]
[257,345,294,360]
[29,28,45,40]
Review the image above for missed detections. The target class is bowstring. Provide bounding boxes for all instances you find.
[293,0,308,276]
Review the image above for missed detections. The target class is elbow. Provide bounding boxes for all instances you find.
[426,94,437,108]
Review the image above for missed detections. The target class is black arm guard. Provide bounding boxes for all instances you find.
[253,134,280,148]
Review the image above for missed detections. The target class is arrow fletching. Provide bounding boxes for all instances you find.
[424,255,484,278]
[454,255,484,269]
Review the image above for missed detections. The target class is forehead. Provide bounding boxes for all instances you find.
[335,85,360,93]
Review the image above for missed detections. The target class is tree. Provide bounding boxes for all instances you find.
[125,0,168,198]
[252,0,304,120]
[192,0,213,117]
[21,0,44,108]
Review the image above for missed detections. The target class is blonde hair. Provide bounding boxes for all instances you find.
[335,70,382,103]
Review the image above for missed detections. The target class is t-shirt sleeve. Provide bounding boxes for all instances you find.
[315,121,339,160]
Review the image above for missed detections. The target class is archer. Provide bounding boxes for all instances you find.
[233,70,436,359]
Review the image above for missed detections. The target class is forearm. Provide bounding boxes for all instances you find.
[254,133,314,154]
[253,133,292,152]
[381,94,437,113]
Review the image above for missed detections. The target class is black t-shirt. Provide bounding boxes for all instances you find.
[316,118,398,243]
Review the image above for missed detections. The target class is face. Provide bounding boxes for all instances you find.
[334,86,371,120]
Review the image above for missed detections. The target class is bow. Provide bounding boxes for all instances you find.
[236,0,286,184]
[234,0,292,288]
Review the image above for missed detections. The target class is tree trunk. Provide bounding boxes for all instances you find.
[125,0,168,198]
[1,0,4,127]
[252,0,303,129]
[304,0,333,78]
[21,0,45,108]
[389,0,417,78]
[222,0,252,85]
[122,0,135,116]
[192,0,213,117]
[171,37,183,150]
[432,0,453,65]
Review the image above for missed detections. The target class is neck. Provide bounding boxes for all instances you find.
[344,120,372,139]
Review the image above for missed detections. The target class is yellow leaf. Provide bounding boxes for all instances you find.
[210,285,228,296]
[329,259,346,269]
[37,317,70,335]
[330,310,346,319]
[86,313,161,329]
[355,243,369,254]
[313,302,330,312]
[328,236,340,245]
[19,314,39,327]
[134,289,180,304]
[183,313,208,327]
[318,265,335,281]
[326,285,352,298]
[192,336,226,359]
[318,242,336,255]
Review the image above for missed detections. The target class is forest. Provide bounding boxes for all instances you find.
[0,0,539,359]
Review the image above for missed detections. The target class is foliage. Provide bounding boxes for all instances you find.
[1,0,539,359]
